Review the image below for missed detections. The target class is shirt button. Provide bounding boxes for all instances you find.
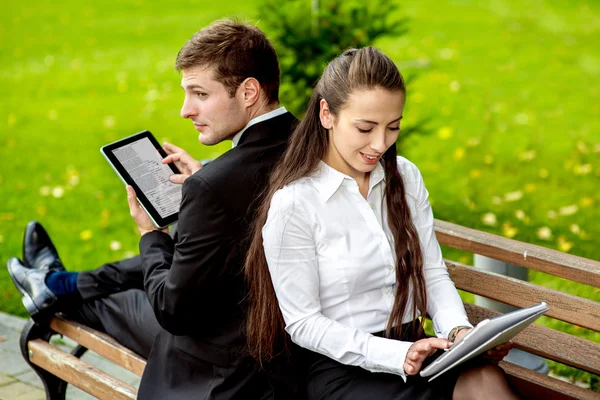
[388,265,394,270]
[385,289,391,295]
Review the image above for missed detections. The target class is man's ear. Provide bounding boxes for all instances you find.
[240,77,261,107]
[319,99,334,129]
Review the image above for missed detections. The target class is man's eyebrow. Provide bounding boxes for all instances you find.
[353,116,403,125]
[181,84,205,90]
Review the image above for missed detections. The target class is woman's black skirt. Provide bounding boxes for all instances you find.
[302,324,485,400]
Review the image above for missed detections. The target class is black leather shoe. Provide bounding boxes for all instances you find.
[22,221,65,271]
[7,257,57,322]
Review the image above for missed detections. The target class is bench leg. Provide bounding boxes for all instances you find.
[19,318,89,400]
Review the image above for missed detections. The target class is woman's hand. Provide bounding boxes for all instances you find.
[483,341,513,364]
[404,337,452,375]
[453,327,513,365]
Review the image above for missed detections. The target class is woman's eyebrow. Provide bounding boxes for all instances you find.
[353,116,403,125]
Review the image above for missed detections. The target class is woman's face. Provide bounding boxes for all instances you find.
[321,87,405,180]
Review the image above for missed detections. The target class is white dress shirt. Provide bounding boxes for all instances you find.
[231,107,288,148]
[262,156,472,381]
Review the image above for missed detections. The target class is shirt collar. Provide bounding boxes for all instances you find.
[231,107,288,148]
[311,160,386,202]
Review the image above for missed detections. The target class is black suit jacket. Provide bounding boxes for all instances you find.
[137,112,299,399]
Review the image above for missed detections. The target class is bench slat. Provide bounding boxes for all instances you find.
[435,219,600,288]
[463,303,600,376]
[447,261,600,332]
[28,339,137,400]
[502,362,600,400]
[50,316,146,377]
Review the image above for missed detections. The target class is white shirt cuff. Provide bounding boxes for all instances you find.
[365,335,412,382]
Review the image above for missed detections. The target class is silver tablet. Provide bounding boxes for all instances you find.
[420,301,548,381]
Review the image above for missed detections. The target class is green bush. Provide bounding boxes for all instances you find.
[260,0,408,117]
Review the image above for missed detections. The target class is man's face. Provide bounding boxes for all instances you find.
[180,65,248,145]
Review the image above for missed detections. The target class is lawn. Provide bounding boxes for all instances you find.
[1,0,599,384]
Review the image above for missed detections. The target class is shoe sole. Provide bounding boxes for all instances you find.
[7,261,46,322]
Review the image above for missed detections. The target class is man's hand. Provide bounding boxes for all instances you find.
[126,185,168,236]
[404,337,452,375]
[453,328,513,365]
[162,142,202,184]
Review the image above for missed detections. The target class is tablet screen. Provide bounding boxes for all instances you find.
[111,138,182,219]
[101,130,182,228]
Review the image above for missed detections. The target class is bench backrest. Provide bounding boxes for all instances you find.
[435,219,600,399]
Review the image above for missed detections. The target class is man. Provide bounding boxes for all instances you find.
[8,19,299,399]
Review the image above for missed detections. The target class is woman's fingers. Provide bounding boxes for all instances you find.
[404,338,452,375]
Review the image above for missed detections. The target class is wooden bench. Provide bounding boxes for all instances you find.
[18,220,600,399]
[436,219,600,399]
[20,316,145,399]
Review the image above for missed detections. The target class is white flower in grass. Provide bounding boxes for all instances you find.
[559,205,578,216]
[123,251,136,258]
[482,213,497,227]
[492,196,502,205]
[504,190,523,202]
[52,186,64,198]
[110,241,122,251]
[547,210,557,219]
[569,224,581,235]
[515,210,526,220]
[537,227,553,241]
[449,81,461,92]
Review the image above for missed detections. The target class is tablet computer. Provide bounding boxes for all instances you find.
[420,301,548,381]
[101,130,182,228]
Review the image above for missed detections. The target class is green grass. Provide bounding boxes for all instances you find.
[1,0,599,384]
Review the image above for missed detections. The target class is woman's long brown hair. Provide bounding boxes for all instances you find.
[245,47,427,363]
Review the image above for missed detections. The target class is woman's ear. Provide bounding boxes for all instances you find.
[319,99,333,129]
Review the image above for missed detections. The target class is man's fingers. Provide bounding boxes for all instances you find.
[126,186,140,214]
[169,174,190,184]
[164,142,185,154]
[162,154,181,164]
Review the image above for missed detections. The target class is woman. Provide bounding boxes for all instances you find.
[246,47,518,399]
